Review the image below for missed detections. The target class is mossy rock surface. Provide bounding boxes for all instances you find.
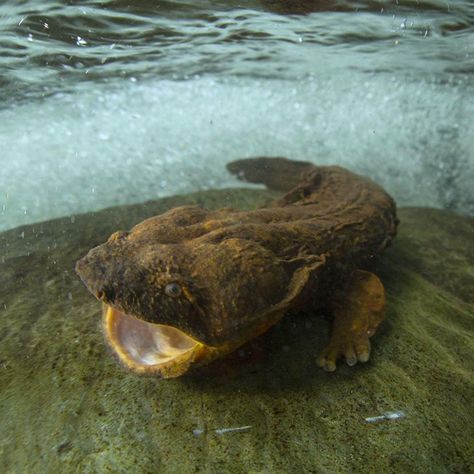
[0,189,473,473]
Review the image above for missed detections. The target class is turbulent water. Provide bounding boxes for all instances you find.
[0,0,473,231]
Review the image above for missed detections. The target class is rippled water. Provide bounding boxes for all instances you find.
[0,0,473,230]
[1,0,473,103]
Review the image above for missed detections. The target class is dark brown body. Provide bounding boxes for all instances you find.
[76,158,397,357]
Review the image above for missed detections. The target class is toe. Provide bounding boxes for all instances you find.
[355,338,371,363]
[323,359,337,372]
[344,346,358,366]
[315,354,325,368]
[316,349,338,372]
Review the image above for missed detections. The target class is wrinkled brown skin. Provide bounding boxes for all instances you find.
[76,157,397,373]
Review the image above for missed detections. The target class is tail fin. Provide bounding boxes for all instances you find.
[226,157,314,192]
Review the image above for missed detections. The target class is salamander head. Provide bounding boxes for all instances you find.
[75,211,294,378]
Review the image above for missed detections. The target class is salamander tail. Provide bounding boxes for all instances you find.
[226,157,315,192]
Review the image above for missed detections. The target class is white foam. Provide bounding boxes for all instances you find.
[0,74,472,232]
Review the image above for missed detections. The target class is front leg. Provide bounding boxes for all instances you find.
[316,270,385,372]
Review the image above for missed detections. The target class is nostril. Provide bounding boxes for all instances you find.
[74,247,116,306]
[96,288,113,303]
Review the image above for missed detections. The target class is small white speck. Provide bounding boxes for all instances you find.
[365,410,406,423]
[215,426,251,435]
[76,36,87,46]
[27,33,33,41]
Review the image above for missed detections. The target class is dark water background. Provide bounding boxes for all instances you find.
[0,0,473,230]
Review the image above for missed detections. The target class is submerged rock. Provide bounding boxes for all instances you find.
[0,189,473,473]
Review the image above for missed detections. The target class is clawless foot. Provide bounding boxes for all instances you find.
[316,270,385,372]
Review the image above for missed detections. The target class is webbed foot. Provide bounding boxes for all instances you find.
[316,270,385,372]
[316,332,372,372]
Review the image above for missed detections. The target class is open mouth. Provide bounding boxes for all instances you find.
[103,306,213,378]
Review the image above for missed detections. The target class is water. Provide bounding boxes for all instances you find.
[1,3,474,472]
[1,1,473,231]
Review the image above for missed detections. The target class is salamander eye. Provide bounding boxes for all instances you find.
[165,283,182,298]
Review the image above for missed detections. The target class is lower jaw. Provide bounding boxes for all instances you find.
[102,305,218,378]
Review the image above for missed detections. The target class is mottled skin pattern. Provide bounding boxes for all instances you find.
[76,157,397,376]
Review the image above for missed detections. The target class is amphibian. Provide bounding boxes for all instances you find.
[75,157,397,378]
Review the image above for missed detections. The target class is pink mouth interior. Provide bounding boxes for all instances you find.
[106,308,200,367]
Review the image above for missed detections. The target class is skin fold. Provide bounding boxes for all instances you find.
[75,157,398,377]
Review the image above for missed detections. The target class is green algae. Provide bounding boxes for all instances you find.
[0,190,473,473]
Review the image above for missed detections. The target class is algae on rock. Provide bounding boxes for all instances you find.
[0,189,473,473]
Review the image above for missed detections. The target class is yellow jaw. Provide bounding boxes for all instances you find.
[103,305,217,378]
[102,303,286,378]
